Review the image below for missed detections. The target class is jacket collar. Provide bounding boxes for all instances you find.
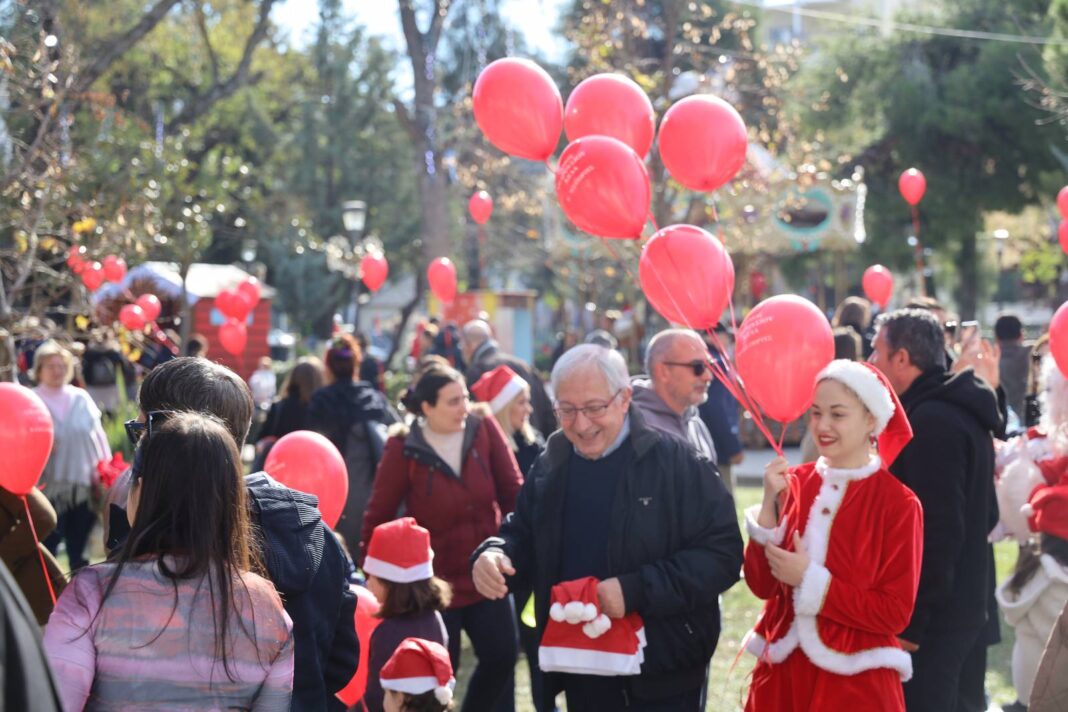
[402,412,483,476]
[542,404,659,470]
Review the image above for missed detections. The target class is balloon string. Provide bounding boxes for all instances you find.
[23,495,57,606]
[544,158,556,176]
[910,206,926,297]
[648,212,659,233]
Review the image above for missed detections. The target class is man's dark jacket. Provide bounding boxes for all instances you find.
[472,406,743,706]
[889,368,1002,645]
[465,340,557,437]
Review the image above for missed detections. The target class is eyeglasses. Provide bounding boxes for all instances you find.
[554,389,623,421]
[662,360,711,377]
[124,410,174,446]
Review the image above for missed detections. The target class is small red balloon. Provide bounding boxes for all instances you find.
[1051,302,1068,380]
[427,257,457,304]
[639,224,734,329]
[749,270,768,301]
[658,95,748,192]
[1058,220,1068,256]
[898,168,927,206]
[360,252,389,292]
[555,136,651,239]
[217,288,252,321]
[264,430,348,529]
[81,262,105,291]
[119,304,147,331]
[0,383,54,495]
[862,265,894,309]
[102,255,127,283]
[1058,187,1068,220]
[218,318,247,355]
[67,245,86,270]
[136,293,162,322]
[735,295,834,423]
[468,191,494,225]
[237,278,261,308]
[564,73,656,158]
[473,58,563,162]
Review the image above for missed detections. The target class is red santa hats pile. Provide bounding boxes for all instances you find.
[1023,482,1068,540]
[364,517,434,583]
[379,637,455,705]
[538,577,646,676]
[817,360,914,466]
[470,365,527,414]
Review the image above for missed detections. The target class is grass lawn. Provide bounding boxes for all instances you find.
[454,484,1021,711]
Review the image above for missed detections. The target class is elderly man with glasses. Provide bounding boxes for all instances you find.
[471,344,743,711]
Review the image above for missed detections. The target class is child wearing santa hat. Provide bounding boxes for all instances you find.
[743,360,924,711]
[379,638,455,712]
[363,518,451,712]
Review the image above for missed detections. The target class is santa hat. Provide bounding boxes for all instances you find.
[379,637,455,705]
[470,365,527,414]
[539,577,646,677]
[1022,483,1068,540]
[364,517,434,584]
[817,360,914,466]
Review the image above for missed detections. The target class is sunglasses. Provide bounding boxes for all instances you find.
[124,410,175,446]
[662,360,711,377]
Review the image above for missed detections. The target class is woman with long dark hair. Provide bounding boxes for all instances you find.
[43,411,294,710]
[253,357,325,470]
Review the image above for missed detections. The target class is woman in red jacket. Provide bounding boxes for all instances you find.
[743,360,924,711]
[360,365,523,712]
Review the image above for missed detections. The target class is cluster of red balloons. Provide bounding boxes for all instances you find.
[217,278,261,355]
[68,248,128,292]
[118,293,162,332]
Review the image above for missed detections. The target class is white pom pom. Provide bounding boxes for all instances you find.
[594,614,611,635]
[550,602,565,622]
[1021,503,1035,518]
[583,603,598,622]
[582,620,604,638]
[434,686,453,705]
[564,601,585,624]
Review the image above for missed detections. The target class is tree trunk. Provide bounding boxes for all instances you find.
[387,276,426,369]
[956,231,979,321]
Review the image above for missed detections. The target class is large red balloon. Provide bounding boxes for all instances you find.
[0,383,54,495]
[237,278,261,308]
[473,58,562,162]
[898,168,926,206]
[658,95,748,192]
[735,295,834,423]
[360,252,389,292]
[639,224,734,329]
[862,265,894,309]
[335,585,383,707]
[555,136,651,239]
[427,257,457,304]
[136,293,162,322]
[81,262,105,291]
[264,430,348,528]
[564,73,656,158]
[468,191,493,225]
[119,304,147,331]
[218,318,247,355]
[217,288,252,321]
[1058,187,1068,220]
[102,255,127,283]
[1051,302,1068,380]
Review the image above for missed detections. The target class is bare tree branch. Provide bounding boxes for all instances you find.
[194,3,221,86]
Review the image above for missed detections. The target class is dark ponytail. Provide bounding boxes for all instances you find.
[401,366,465,415]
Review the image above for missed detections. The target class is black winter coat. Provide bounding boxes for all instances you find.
[473,406,743,705]
[890,368,1002,645]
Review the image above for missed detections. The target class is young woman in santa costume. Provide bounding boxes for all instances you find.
[743,359,924,711]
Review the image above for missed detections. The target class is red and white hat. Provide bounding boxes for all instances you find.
[379,637,455,705]
[364,517,434,583]
[470,365,527,414]
[817,360,914,466]
[1023,483,1068,540]
[539,577,646,677]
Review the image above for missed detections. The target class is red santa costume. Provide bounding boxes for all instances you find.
[743,360,924,712]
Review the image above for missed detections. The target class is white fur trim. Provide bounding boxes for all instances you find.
[815,455,881,483]
[1042,553,1068,585]
[434,687,453,705]
[818,361,895,434]
[997,455,1045,543]
[745,504,787,547]
[382,675,452,695]
[539,645,644,676]
[489,375,526,414]
[794,616,913,681]
[363,556,433,584]
[1021,503,1035,519]
[745,628,799,663]
[795,563,831,616]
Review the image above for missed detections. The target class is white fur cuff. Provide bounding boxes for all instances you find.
[795,563,831,616]
[745,504,787,547]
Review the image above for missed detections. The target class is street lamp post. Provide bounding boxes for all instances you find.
[341,200,367,328]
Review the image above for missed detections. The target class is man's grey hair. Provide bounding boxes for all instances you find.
[551,344,631,398]
[644,329,704,375]
[461,319,492,346]
[874,308,946,372]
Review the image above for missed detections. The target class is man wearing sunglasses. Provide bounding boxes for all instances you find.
[631,329,718,465]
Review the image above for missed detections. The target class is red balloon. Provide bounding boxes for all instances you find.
[427,257,457,304]
[336,585,383,707]
[862,265,894,309]
[658,95,748,192]
[1058,220,1068,256]
[749,270,768,301]
[0,383,54,495]
[217,288,252,321]
[81,261,105,291]
[67,245,86,270]
[898,168,926,206]
[135,293,162,322]
[1058,187,1068,220]
[360,252,389,292]
[218,318,247,355]
[1051,302,1068,380]
[119,304,147,331]
[473,58,562,161]
[468,191,494,225]
[555,136,651,239]
[102,255,127,283]
[639,224,734,329]
[264,431,348,529]
[237,278,261,308]
[564,73,655,158]
[735,295,834,423]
